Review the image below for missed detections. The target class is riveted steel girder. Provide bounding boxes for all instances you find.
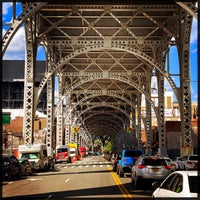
[4,1,196,155]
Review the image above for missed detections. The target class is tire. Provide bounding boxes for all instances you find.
[119,167,124,177]
[8,171,12,181]
[135,177,141,189]
[113,164,116,172]
[16,169,21,179]
[131,176,135,185]
[117,166,119,174]
[29,169,33,175]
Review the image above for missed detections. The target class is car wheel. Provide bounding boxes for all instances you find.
[131,175,135,185]
[17,169,21,179]
[8,171,12,181]
[135,177,141,189]
[119,167,124,177]
[117,166,119,174]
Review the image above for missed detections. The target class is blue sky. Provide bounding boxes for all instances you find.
[2,2,198,103]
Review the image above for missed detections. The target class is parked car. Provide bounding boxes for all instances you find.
[2,155,21,180]
[111,153,121,172]
[103,152,111,161]
[171,157,181,170]
[18,158,33,176]
[117,149,144,177]
[178,155,198,170]
[152,170,199,198]
[131,156,172,188]
[164,157,176,171]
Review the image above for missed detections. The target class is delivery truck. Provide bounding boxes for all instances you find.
[67,143,81,163]
[55,145,69,163]
[18,143,51,172]
[79,146,87,158]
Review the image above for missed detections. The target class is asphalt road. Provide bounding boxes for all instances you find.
[2,155,153,199]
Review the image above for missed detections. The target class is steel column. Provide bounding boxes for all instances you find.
[157,73,167,156]
[23,17,37,145]
[56,74,64,146]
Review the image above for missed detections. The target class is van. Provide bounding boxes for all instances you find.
[19,144,49,172]
[55,145,69,163]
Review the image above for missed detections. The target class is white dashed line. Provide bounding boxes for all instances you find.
[65,178,70,183]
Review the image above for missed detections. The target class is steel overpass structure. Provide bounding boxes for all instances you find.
[2,1,198,156]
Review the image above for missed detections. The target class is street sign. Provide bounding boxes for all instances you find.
[2,113,11,125]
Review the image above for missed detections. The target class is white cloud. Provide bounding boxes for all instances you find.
[3,26,25,60]
[2,2,12,15]
[190,18,197,44]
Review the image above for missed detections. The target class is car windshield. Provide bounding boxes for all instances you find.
[142,158,167,166]
[189,156,198,160]
[124,151,143,157]
[188,176,199,193]
[21,153,39,159]
[57,148,68,153]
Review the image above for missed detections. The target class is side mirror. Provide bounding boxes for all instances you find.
[152,181,161,189]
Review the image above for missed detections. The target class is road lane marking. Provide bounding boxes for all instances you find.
[107,167,133,199]
[47,194,53,199]
[65,178,70,183]
[28,178,42,181]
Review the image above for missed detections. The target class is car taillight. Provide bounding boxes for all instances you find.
[123,158,126,163]
[138,164,146,169]
[187,161,193,165]
[165,166,171,170]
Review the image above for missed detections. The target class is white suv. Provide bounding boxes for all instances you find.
[179,155,198,170]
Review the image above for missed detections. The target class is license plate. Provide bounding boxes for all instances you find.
[151,168,159,172]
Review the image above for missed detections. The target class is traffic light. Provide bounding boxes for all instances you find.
[72,126,79,134]
[127,127,133,134]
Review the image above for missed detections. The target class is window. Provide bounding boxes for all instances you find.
[171,175,183,193]
[160,174,177,190]
[124,150,143,157]
[57,148,68,153]
[188,176,199,193]
[189,156,198,161]
[142,158,167,166]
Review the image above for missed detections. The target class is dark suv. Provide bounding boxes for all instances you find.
[2,155,21,180]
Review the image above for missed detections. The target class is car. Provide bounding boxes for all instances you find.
[18,158,33,176]
[178,155,198,170]
[164,157,176,171]
[131,156,172,188]
[103,152,111,161]
[117,149,144,177]
[111,153,121,172]
[152,170,199,198]
[171,157,181,170]
[2,155,21,180]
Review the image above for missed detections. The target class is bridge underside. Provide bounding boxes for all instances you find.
[2,1,197,156]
